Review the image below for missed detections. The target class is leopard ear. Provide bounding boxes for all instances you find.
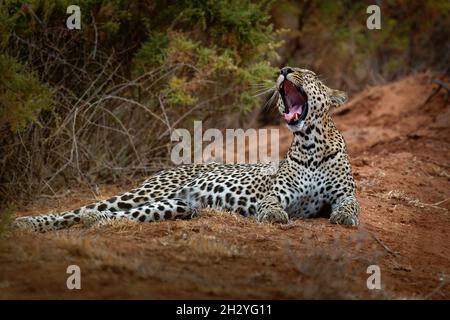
[328,88,347,107]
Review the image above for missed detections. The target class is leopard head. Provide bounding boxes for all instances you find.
[271,67,347,132]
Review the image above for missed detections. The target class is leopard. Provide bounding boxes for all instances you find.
[13,67,360,232]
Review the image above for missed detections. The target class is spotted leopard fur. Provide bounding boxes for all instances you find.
[13,67,360,232]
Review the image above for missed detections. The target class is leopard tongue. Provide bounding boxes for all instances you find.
[284,104,303,122]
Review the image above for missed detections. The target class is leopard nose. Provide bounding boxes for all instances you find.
[280,67,294,77]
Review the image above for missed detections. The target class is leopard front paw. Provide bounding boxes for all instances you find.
[330,196,360,226]
[257,207,289,224]
[330,208,359,226]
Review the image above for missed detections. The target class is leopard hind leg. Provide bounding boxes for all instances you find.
[79,198,197,227]
[12,186,164,232]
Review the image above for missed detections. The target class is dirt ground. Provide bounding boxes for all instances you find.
[1,73,449,299]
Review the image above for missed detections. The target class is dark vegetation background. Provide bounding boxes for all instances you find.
[0,0,448,211]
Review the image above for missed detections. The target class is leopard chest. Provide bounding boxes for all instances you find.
[285,165,332,218]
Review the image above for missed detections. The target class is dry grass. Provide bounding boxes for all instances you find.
[53,233,143,273]
[0,63,178,203]
[90,219,141,235]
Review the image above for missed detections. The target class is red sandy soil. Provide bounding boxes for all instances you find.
[0,73,449,299]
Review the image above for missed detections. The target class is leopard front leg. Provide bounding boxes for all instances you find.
[330,195,360,226]
[256,195,289,224]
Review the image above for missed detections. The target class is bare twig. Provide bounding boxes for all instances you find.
[90,11,98,60]
[422,79,450,106]
[368,231,399,256]
[423,274,448,300]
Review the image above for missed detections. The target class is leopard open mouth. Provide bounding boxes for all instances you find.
[279,80,308,125]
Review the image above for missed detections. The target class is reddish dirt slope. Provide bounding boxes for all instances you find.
[0,73,449,299]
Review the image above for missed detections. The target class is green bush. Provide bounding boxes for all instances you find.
[132,0,279,113]
[0,54,54,132]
